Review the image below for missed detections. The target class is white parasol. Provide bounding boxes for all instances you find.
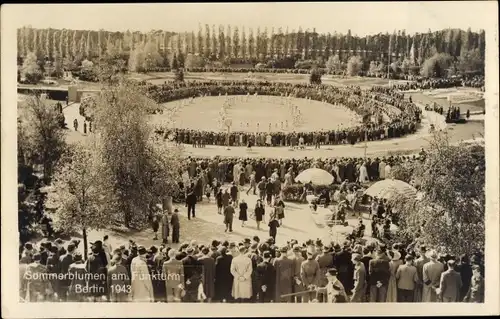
[295,168,334,185]
[364,179,417,200]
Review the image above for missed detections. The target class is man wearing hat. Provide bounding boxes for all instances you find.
[223,201,236,233]
[198,247,216,302]
[181,246,205,302]
[107,254,130,302]
[274,246,294,302]
[422,250,444,302]
[315,268,348,303]
[67,252,87,301]
[413,245,429,302]
[130,246,154,302]
[291,245,305,303]
[300,245,320,303]
[351,253,366,302]
[214,247,234,302]
[256,251,276,303]
[230,246,253,302]
[163,249,185,302]
[257,177,267,202]
[437,259,462,302]
[230,182,239,205]
[463,264,484,303]
[57,243,76,301]
[248,243,262,302]
[316,244,334,302]
[395,255,418,302]
[170,209,180,244]
[368,245,391,302]
[24,253,53,302]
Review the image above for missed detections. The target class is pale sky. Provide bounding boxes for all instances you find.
[3,2,497,36]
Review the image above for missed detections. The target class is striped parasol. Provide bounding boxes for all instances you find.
[364,179,417,200]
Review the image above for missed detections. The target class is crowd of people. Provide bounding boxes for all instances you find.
[19,231,485,303]
[391,76,485,91]
[146,81,421,147]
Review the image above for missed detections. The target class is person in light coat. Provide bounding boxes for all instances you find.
[350,253,367,302]
[230,246,253,302]
[379,160,386,180]
[358,163,369,183]
[384,162,392,179]
[422,250,444,302]
[130,246,154,302]
[438,260,462,302]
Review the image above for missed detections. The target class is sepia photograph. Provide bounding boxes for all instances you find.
[1,1,499,317]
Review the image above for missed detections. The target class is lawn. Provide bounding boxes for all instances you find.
[151,95,362,133]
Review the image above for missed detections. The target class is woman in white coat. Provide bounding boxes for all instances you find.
[130,246,155,302]
[358,162,369,183]
[230,246,253,302]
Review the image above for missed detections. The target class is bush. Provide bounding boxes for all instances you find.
[309,68,323,85]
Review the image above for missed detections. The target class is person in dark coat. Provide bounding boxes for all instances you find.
[230,182,239,205]
[198,247,216,302]
[57,243,75,301]
[334,244,355,295]
[265,179,274,205]
[216,188,223,215]
[86,246,107,301]
[457,254,473,301]
[214,247,234,302]
[268,212,280,243]
[181,247,203,302]
[239,199,248,227]
[274,246,295,302]
[224,202,236,233]
[254,199,265,230]
[256,251,276,303]
[186,184,197,220]
[170,209,180,244]
[151,214,160,240]
[46,246,60,295]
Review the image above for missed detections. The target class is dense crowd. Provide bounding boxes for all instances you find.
[391,76,485,91]
[19,232,484,303]
[175,153,424,196]
[146,81,421,147]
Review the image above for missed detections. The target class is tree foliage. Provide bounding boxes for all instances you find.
[309,67,322,84]
[346,55,363,76]
[420,53,453,78]
[21,51,43,83]
[326,55,341,74]
[46,142,116,256]
[389,132,485,256]
[92,78,181,228]
[18,94,67,181]
[184,53,207,69]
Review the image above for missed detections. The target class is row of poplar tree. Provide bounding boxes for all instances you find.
[17,25,485,68]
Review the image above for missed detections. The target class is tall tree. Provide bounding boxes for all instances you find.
[240,26,247,59]
[197,24,203,56]
[283,27,290,57]
[46,143,116,257]
[247,27,255,59]
[211,25,218,59]
[225,25,232,58]
[204,24,211,58]
[18,94,67,181]
[232,26,240,58]
[218,25,225,60]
